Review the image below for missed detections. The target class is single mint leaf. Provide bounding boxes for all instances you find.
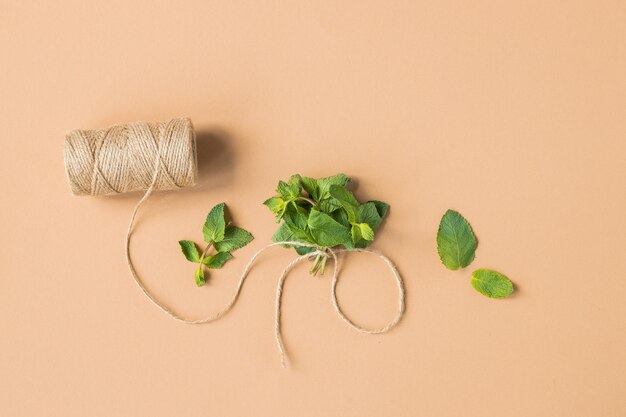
[263,197,286,222]
[358,223,374,241]
[471,269,514,298]
[276,175,301,200]
[318,197,343,213]
[317,173,350,196]
[295,246,316,255]
[437,209,478,270]
[316,174,351,213]
[357,202,383,230]
[283,204,311,241]
[369,200,389,218]
[272,223,315,254]
[307,210,351,247]
[272,222,296,243]
[195,267,206,286]
[351,223,362,244]
[329,185,359,223]
[300,176,319,200]
[179,240,201,262]
[202,252,234,269]
[214,226,253,252]
[203,203,226,243]
[330,208,350,227]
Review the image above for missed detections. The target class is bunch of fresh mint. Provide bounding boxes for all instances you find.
[264,173,389,275]
[179,203,253,286]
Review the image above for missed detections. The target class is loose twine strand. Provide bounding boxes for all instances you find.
[65,117,405,367]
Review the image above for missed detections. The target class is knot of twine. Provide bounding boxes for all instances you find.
[64,117,197,196]
[65,117,405,367]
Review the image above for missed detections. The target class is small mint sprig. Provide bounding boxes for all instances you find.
[179,202,253,286]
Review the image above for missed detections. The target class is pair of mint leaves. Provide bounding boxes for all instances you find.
[263,173,389,275]
[178,203,253,286]
[437,209,514,299]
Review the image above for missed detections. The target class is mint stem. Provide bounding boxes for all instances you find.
[199,241,213,267]
[296,197,318,207]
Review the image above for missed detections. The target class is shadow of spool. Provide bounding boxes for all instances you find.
[193,129,235,192]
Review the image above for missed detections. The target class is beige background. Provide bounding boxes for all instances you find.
[1,1,625,416]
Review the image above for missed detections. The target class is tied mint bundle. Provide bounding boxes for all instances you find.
[264,173,389,275]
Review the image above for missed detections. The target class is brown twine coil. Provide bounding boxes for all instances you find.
[64,117,197,196]
[64,117,405,367]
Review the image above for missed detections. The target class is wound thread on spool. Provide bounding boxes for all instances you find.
[63,117,197,196]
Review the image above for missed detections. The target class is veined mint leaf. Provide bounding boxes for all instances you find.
[437,209,478,270]
[203,203,226,243]
[272,223,315,255]
[307,210,351,247]
[179,240,201,262]
[317,173,350,195]
[202,252,233,269]
[330,208,350,227]
[214,226,253,252]
[357,223,374,241]
[329,185,359,223]
[471,269,514,298]
[300,176,319,200]
[316,174,351,213]
[277,175,301,200]
[283,204,311,241]
[272,222,296,243]
[195,267,206,286]
[369,200,389,218]
[294,246,316,255]
[318,197,342,213]
[263,197,286,222]
[357,202,383,230]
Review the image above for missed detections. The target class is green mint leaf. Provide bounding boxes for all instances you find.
[307,210,351,247]
[195,267,206,286]
[179,240,201,262]
[368,200,389,218]
[283,204,311,241]
[295,246,316,255]
[350,223,374,248]
[263,197,286,222]
[317,173,350,196]
[358,223,374,241]
[203,203,226,243]
[272,221,296,243]
[330,208,350,227]
[351,223,362,244]
[318,197,343,213]
[300,176,319,200]
[271,223,315,254]
[437,209,478,270]
[202,252,234,269]
[276,175,302,200]
[316,174,351,213]
[213,226,254,252]
[471,269,514,298]
[329,184,359,223]
[357,202,383,230]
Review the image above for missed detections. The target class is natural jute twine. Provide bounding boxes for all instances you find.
[64,117,406,367]
[64,117,197,196]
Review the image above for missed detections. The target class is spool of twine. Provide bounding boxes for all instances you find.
[64,117,405,367]
[64,117,197,196]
